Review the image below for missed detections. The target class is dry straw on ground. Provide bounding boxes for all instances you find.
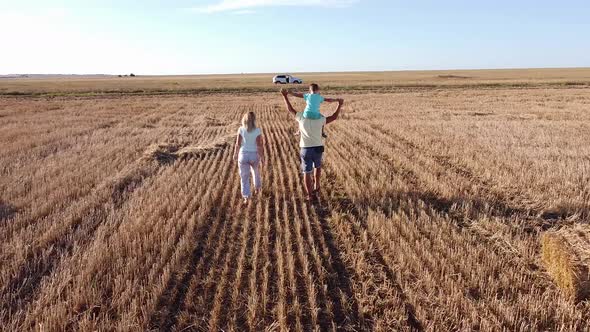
[542,224,590,301]
[143,134,233,164]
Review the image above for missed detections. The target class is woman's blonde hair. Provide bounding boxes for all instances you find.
[241,112,256,132]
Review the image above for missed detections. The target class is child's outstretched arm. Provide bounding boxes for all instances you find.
[281,89,297,116]
[287,90,305,98]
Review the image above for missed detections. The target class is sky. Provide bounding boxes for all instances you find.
[1,0,589,75]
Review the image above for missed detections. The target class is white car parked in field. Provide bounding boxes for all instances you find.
[273,74,303,84]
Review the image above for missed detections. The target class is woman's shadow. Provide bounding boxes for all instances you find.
[0,201,18,222]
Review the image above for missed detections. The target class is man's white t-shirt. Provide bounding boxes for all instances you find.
[238,127,261,152]
[295,112,326,148]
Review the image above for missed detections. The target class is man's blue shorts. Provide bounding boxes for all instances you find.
[300,146,324,173]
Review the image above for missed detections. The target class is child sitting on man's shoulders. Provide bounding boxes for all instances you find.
[285,83,341,138]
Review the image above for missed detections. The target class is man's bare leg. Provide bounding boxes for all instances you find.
[303,172,314,201]
[313,167,321,196]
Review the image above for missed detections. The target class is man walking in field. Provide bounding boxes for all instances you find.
[280,87,343,202]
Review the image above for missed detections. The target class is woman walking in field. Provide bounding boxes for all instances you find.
[233,112,264,204]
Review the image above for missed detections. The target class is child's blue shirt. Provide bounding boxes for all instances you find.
[302,93,324,120]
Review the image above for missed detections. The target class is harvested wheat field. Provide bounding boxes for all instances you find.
[1,75,590,331]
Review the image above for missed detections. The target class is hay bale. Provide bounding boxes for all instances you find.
[541,224,590,301]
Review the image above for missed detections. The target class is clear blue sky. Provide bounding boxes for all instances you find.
[1,0,589,74]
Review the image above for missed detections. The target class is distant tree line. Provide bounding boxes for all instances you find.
[117,73,136,78]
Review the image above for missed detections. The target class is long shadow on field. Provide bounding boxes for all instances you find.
[363,122,587,223]
[391,190,574,233]
[147,148,241,330]
[148,202,230,331]
[304,202,365,330]
[0,201,18,221]
[322,171,424,331]
[416,189,580,227]
[426,154,589,222]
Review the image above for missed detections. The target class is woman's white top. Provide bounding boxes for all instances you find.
[239,127,261,152]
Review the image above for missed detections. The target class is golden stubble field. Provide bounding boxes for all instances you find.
[1,71,590,331]
[2,68,590,95]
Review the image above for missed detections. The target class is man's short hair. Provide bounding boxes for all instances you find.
[309,83,319,92]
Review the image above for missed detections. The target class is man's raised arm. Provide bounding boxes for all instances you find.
[281,89,298,116]
[326,99,344,124]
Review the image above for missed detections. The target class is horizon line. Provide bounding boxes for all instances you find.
[2,66,590,77]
